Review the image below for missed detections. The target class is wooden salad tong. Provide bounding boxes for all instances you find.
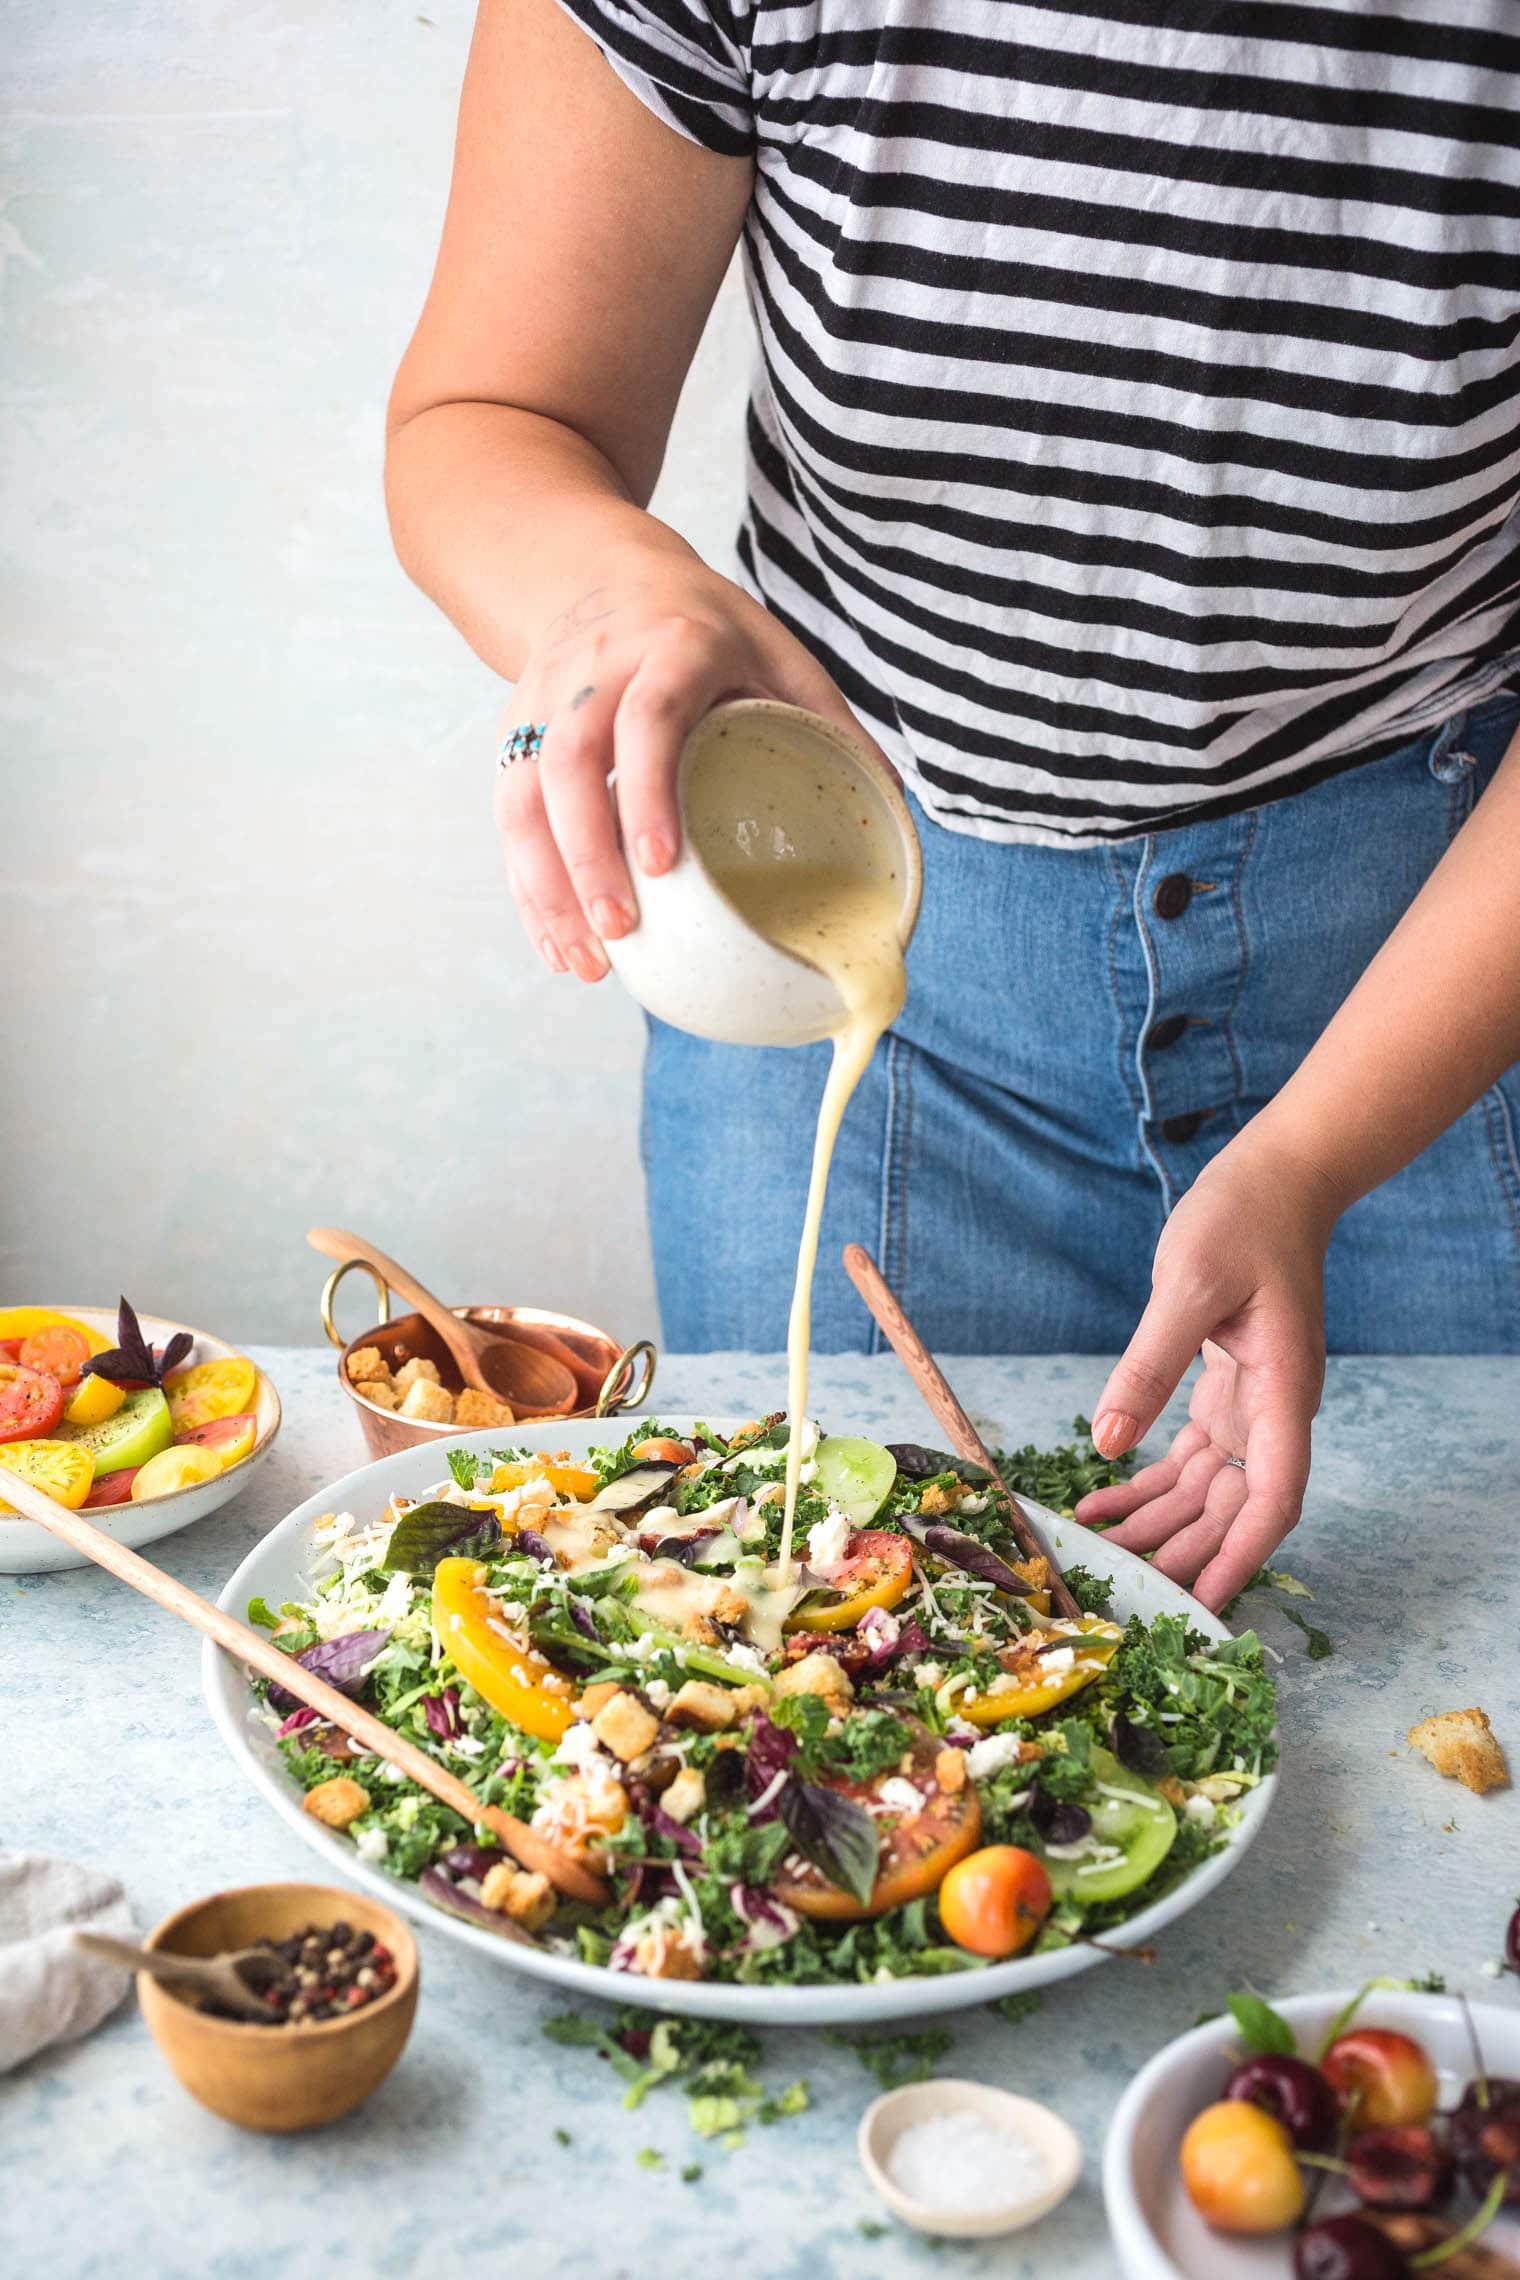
[2,1472,607,1908]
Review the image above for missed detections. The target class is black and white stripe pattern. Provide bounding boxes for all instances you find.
[559,0,1520,843]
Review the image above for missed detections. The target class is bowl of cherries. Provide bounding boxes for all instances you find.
[1104,1965,1520,2279]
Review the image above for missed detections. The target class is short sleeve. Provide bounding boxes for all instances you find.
[556,0,754,157]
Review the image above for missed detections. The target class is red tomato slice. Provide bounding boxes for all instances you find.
[178,1412,257,1452]
[18,1327,92,1388]
[0,1365,65,1444]
[82,1467,141,1508]
[0,1340,22,1363]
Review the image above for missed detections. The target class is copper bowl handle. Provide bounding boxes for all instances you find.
[320,1259,392,1350]
[595,1339,656,1418]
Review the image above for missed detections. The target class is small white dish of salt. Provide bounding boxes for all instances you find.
[857,2077,1082,2239]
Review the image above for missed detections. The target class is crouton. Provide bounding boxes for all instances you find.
[454,1387,517,1430]
[479,1861,556,1933]
[359,1380,400,1412]
[1158,1774,1187,1810]
[772,1652,854,1713]
[665,1680,737,1733]
[935,1747,967,1794]
[399,1377,454,1423]
[392,1354,442,1396]
[678,1582,748,1646]
[577,1679,623,1721]
[302,1776,370,1829]
[346,1346,391,1384]
[730,1683,772,1716]
[590,1689,662,1763]
[1408,1707,1509,1795]
[917,1481,960,1515]
[661,1767,707,1825]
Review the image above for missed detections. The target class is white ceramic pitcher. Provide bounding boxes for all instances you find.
[605,699,922,1046]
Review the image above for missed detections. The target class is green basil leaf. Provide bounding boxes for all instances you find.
[381,1500,502,1574]
[1227,1989,1297,2057]
[778,1779,879,1907]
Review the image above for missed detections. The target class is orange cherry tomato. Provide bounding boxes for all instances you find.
[1180,2101,1306,2234]
[18,1326,92,1388]
[784,1529,914,1635]
[773,1721,982,1921]
[0,1364,64,1444]
[629,1437,696,1465]
[1321,2031,1438,2128]
[939,1845,1053,1958]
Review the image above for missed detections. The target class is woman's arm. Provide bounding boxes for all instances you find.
[1077,726,1520,1609]
[387,0,864,980]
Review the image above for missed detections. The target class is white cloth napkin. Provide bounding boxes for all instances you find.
[0,1851,135,2072]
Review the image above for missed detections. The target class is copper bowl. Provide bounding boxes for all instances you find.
[320,1259,656,1459]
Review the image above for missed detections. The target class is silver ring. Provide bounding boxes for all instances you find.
[1223,1453,1247,1470]
[497,720,547,769]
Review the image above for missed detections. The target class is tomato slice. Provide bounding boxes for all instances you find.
[82,1466,141,1508]
[178,1411,258,1468]
[0,1439,94,1512]
[18,1327,92,1388]
[0,1364,65,1444]
[0,1340,22,1364]
[784,1528,914,1635]
[163,1356,257,1435]
[773,1720,983,1921]
[957,1617,1123,1726]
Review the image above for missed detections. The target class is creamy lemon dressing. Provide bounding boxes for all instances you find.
[693,748,908,1588]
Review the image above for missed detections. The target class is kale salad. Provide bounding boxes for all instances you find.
[249,1418,1277,1987]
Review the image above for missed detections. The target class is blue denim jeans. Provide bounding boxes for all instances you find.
[644,692,1520,1353]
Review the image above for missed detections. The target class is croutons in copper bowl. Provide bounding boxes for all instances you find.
[320,1259,655,1459]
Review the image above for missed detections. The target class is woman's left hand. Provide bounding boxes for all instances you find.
[1073,1129,1342,1611]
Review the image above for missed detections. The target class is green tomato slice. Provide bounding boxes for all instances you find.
[1038,1744,1178,1905]
[58,1386,174,1477]
[813,1436,897,1527]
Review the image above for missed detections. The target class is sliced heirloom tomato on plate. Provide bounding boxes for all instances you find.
[18,1326,93,1388]
[82,1466,141,1508]
[164,1355,258,1435]
[0,1439,95,1513]
[177,1412,258,1469]
[784,1529,914,1635]
[957,1616,1124,1726]
[131,1445,224,1500]
[0,1364,65,1444]
[773,1718,982,1921]
[58,1386,174,1476]
[1035,1743,1178,1905]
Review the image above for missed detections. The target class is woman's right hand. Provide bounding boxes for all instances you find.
[493,547,872,981]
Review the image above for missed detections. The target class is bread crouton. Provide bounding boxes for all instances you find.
[359,1380,400,1411]
[392,1354,442,1396]
[346,1346,391,1384]
[665,1680,737,1733]
[479,1861,556,1933]
[772,1651,854,1714]
[399,1377,454,1423]
[661,1767,707,1824]
[590,1689,662,1763]
[1407,1707,1509,1795]
[454,1388,517,1430]
[917,1481,960,1516]
[302,1776,370,1829]
[577,1679,624,1721]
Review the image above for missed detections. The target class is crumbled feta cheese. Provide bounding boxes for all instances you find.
[644,1678,672,1711]
[1184,1794,1217,1828]
[917,1662,944,1688]
[354,1825,389,1864]
[553,1721,611,1776]
[967,1731,1026,1780]
[877,1777,924,1815]
[1038,1647,1075,1674]
[806,1508,853,1576]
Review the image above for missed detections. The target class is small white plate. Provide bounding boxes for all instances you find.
[859,2076,1082,2236]
[0,1305,280,1574]
[1103,1988,1520,2280]
[202,1415,1278,2024]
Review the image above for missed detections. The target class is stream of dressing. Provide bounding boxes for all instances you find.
[697,756,911,1596]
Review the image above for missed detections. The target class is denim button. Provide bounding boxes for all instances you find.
[1153,873,1193,920]
[1148,1014,1189,1052]
[1159,1110,1203,1142]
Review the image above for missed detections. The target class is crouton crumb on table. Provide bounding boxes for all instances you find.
[9,1345,1518,2280]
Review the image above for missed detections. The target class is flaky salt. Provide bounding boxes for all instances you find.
[885,2110,1050,2213]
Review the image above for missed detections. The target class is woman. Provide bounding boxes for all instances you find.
[385,0,1520,1611]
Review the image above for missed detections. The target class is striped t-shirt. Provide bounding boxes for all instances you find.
[559,0,1520,845]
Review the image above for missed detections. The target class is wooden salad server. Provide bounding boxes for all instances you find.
[1,1470,607,1908]
[842,1243,1083,1621]
[306,1227,578,1419]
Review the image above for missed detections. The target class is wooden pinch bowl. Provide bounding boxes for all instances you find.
[322,1260,656,1460]
[138,1882,418,2133]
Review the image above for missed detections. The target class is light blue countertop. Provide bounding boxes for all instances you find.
[6,1348,1519,2280]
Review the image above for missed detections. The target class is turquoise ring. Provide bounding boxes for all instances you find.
[498,720,548,769]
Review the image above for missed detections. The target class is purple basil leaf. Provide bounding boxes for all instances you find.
[159,1330,194,1378]
[439,1842,504,1881]
[887,1442,990,1486]
[381,1500,502,1574]
[778,1778,879,1907]
[744,1717,799,1818]
[513,1528,555,1566]
[423,1686,463,1741]
[649,1529,718,1566]
[1111,1714,1172,1779]
[902,1513,1033,1596]
[267,1628,391,1715]
[1030,1788,1092,1846]
[568,1599,598,1640]
[704,1748,747,1814]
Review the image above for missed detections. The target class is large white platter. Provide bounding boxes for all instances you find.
[1104,1988,1520,2280]
[205,1416,1278,2024]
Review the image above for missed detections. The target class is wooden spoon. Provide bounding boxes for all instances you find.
[306,1227,577,1418]
[2,1472,608,1910]
[74,1930,280,2023]
[842,1243,1082,1621]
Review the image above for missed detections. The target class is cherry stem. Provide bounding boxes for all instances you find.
[1407,2166,1511,2268]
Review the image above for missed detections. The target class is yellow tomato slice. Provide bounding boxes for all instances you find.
[431,1557,577,1741]
[784,1529,915,1634]
[164,1355,258,1434]
[957,1618,1124,1727]
[488,1458,600,1503]
[0,1308,111,1352]
[64,1374,126,1429]
[0,1439,94,1513]
[130,1445,223,1500]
